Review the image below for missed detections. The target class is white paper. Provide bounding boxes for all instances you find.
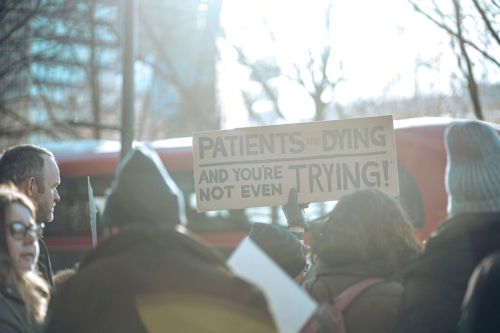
[227,237,317,333]
[87,176,97,248]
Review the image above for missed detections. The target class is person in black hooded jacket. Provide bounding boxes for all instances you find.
[45,145,276,333]
[391,121,500,333]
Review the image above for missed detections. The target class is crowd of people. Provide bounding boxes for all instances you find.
[0,119,499,333]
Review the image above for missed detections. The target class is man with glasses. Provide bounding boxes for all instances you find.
[0,144,61,286]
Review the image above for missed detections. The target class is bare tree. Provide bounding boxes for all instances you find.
[0,0,42,145]
[0,0,41,82]
[0,0,121,147]
[408,0,500,120]
[1,0,222,149]
[31,0,121,139]
[227,2,344,124]
[136,0,221,139]
[231,46,285,123]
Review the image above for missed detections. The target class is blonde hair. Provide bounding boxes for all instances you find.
[53,268,76,287]
[0,184,50,323]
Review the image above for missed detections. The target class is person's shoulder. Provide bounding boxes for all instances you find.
[362,280,403,300]
[0,288,12,313]
[428,212,500,246]
[0,285,22,305]
[404,212,500,277]
[0,287,27,332]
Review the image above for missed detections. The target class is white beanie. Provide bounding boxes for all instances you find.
[445,120,500,216]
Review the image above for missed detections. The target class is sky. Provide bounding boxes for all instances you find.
[217,0,498,128]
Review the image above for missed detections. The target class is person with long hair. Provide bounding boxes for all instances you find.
[305,188,422,333]
[0,184,50,333]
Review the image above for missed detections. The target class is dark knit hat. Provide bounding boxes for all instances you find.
[445,121,500,216]
[249,223,308,278]
[102,145,186,227]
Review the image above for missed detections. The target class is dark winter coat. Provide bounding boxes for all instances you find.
[45,225,276,333]
[305,259,402,333]
[391,212,500,333]
[0,285,42,333]
[459,251,500,333]
[37,240,53,288]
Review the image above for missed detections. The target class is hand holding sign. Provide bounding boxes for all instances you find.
[282,188,307,229]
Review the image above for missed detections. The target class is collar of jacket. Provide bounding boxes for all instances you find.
[0,284,22,303]
[403,212,500,278]
[429,212,500,247]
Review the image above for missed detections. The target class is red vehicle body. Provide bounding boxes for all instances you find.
[41,117,499,271]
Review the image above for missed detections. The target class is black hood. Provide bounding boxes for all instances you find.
[101,145,186,228]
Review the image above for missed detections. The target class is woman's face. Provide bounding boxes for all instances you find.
[5,202,40,273]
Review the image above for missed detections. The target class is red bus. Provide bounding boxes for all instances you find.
[41,117,499,271]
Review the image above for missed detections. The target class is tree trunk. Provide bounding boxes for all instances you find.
[453,0,483,119]
[89,0,101,138]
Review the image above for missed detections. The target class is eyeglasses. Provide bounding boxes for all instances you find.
[8,222,44,241]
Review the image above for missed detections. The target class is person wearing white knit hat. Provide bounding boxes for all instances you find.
[445,120,500,216]
[390,120,500,333]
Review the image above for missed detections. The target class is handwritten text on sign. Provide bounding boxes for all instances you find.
[193,116,398,212]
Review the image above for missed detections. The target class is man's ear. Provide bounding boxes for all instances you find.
[110,226,121,236]
[20,177,36,197]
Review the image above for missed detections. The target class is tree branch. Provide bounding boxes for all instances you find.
[0,0,42,45]
[471,0,500,45]
[453,0,482,119]
[408,0,500,67]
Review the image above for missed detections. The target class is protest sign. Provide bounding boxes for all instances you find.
[193,115,398,212]
[227,237,317,333]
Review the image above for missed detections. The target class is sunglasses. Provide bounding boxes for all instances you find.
[8,222,44,241]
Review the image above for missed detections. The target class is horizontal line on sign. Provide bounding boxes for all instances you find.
[199,151,387,167]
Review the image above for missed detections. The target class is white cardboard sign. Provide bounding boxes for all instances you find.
[193,115,398,212]
[227,237,317,333]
